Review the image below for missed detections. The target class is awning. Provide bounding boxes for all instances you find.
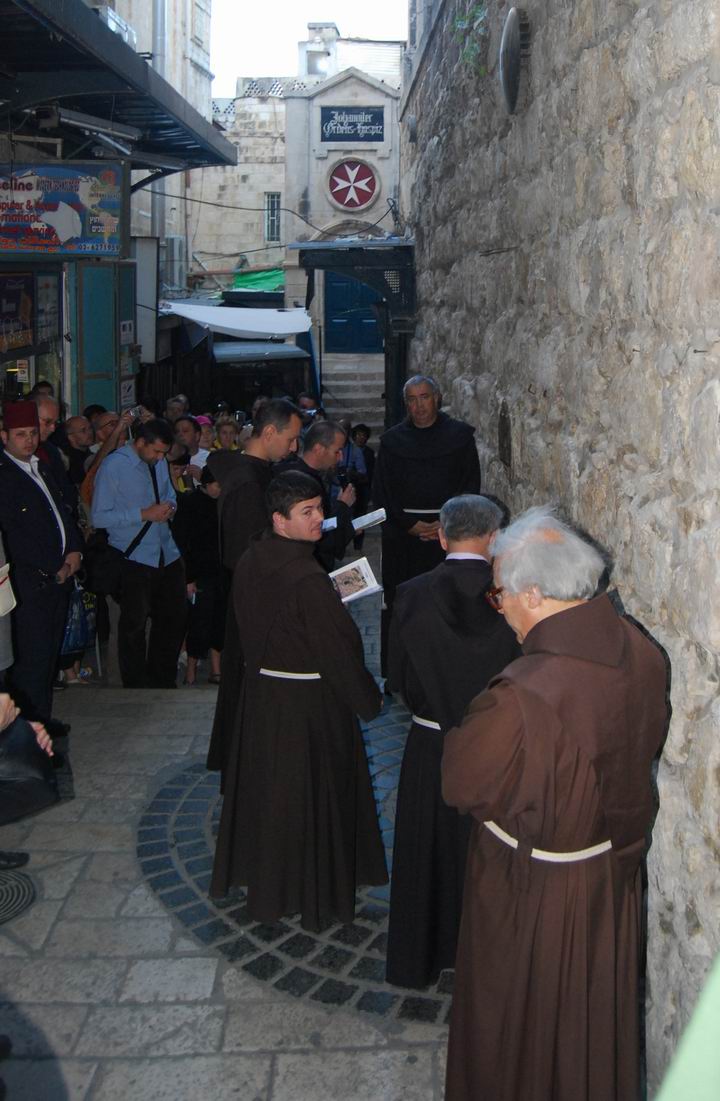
[0,0,235,172]
[231,268,285,292]
[213,342,309,364]
[168,303,312,339]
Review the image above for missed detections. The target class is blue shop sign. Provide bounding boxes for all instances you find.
[0,162,126,256]
[320,107,384,143]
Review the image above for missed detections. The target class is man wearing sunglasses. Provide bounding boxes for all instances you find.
[441,505,668,1101]
[385,494,520,990]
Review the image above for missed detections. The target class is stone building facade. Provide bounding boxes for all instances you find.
[401,0,720,1088]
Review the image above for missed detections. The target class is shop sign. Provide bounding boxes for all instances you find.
[36,274,60,343]
[328,159,378,210]
[0,273,33,353]
[321,107,384,143]
[0,162,125,256]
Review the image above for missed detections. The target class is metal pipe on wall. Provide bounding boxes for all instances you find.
[150,0,167,250]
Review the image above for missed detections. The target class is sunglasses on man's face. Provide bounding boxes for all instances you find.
[485,586,504,611]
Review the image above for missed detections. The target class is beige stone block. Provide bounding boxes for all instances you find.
[120,883,170,918]
[119,958,218,1003]
[272,1048,435,1101]
[81,853,143,886]
[90,1055,271,1101]
[75,1005,224,1056]
[34,855,87,900]
[0,959,127,1003]
[223,1001,389,1052]
[23,822,135,853]
[0,1003,87,1056]
[63,881,128,919]
[46,918,174,957]
[0,899,63,951]
[1,1058,97,1100]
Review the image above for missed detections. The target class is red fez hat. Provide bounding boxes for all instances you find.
[3,401,39,431]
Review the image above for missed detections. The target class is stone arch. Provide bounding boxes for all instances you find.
[309,218,388,242]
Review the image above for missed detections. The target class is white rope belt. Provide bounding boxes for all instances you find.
[412,715,441,731]
[403,508,441,514]
[259,668,322,681]
[483,820,612,863]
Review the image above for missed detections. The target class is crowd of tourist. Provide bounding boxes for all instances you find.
[0,374,673,1101]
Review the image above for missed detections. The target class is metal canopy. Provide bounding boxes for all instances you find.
[289,237,416,334]
[0,0,236,171]
[213,342,309,364]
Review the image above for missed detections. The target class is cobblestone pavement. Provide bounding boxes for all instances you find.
[0,554,450,1100]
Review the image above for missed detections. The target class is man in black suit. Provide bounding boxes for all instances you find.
[280,419,357,572]
[385,494,520,989]
[0,402,83,728]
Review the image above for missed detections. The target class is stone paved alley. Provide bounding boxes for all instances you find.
[0,577,449,1100]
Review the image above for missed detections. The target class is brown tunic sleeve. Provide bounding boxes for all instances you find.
[441,680,526,820]
[300,573,382,722]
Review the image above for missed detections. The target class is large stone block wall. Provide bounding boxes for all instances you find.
[401,0,720,1088]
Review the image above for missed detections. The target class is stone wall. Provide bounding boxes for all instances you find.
[189,97,286,274]
[401,0,720,1089]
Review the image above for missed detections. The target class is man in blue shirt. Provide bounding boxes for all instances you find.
[92,419,186,688]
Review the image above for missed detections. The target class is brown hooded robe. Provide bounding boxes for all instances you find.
[441,595,668,1101]
[210,532,387,931]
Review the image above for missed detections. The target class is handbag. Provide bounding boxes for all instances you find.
[0,562,16,616]
[61,579,97,655]
[84,523,152,598]
[0,715,59,826]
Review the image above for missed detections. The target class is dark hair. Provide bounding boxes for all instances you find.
[303,418,346,452]
[174,414,200,434]
[251,398,301,438]
[83,403,107,420]
[29,380,54,397]
[266,471,322,517]
[351,423,371,441]
[132,418,174,446]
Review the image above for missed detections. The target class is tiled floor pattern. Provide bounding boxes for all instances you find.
[138,703,453,1026]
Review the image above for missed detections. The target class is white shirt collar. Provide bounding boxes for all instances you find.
[446,552,489,562]
[5,451,39,475]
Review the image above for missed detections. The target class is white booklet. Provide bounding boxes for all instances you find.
[329,557,383,603]
[321,507,386,534]
[352,507,386,532]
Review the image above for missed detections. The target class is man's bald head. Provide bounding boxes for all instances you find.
[34,397,59,442]
[65,415,93,450]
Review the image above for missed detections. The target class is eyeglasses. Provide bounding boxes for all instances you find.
[485,586,505,611]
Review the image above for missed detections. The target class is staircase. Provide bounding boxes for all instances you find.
[319,353,386,437]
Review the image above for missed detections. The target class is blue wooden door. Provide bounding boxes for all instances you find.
[324,272,383,354]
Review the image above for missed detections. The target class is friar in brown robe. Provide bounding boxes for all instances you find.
[385,494,520,989]
[210,471,387,931]
[205,400,302,778]
[442,505,668,1101]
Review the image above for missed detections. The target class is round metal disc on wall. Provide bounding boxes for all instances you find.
[499,8,531,114]
[327,159,380,212]
[0,870,36,925]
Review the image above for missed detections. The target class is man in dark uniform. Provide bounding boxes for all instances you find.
[280,418,357,571]
[0,402,83,728]
[372,375,481,672]
[385,494,520,989]
[210,471,387,931]
[206,399,303,778]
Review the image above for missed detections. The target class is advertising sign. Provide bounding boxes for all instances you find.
[320,107,384,143]
[36,273,60,343]
[0,162,125,256]
[0,273,33,353]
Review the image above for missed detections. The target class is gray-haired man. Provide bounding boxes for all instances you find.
[442,505,668,1101]
[372,375,481,673]
[385,494,520,989]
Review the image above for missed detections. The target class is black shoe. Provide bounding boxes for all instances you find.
[0,851,29,871]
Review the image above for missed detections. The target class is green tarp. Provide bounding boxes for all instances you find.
[231,268,284,291]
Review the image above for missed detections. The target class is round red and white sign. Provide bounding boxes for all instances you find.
[328,159,378,210]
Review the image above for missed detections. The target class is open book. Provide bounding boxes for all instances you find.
[329,557,383,603]
[321,507,386,534]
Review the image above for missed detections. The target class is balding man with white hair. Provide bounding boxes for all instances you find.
[441,505,668,1101]
[64,415,93,484]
